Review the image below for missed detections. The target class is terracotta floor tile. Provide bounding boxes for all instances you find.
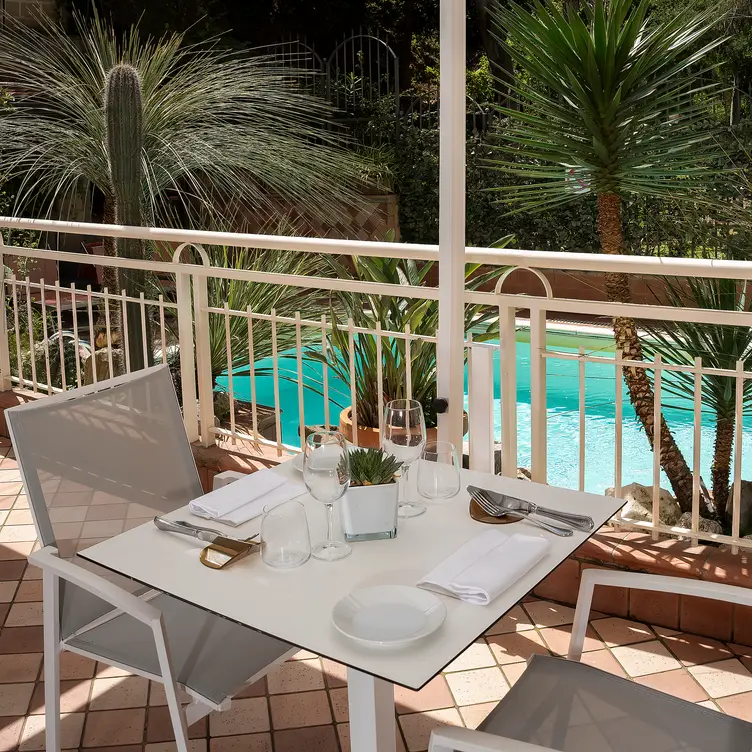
[145,740,206,752]
[0,627,43,654]
[19,711,85,751]
[320,658,347,688]
[269,690,331,730]
[5,602,43,627]
[291,649,317,660]
[273,725,339,752]
[484,605,535,636]
[500,662,528,686]
[395,676,454,714]
[5,510,33,526]
[697,699,719,710]
[95,663,133,679]
[147,682,192,707]
[0,542,34,561]
[538,624,602,656]
[444,641,496,672]
[14,582,42,603]
[523,600,576,628]
[689,659,752,698]
[661,633,733,666]
[0,653,41,683]
[0,497,16,512]
[337,722,407,752]
[267,658,325,695]
[146,707,206,743]
[611,640,681,677]
[58,652,97,680]
[29,679,92,714]
[329,687,348,722]
[234,678,267,699]
[458,702,497,729]
[716,692,752,721]
[486,630,549,665]
[0,716,24,752]
[653,626,683,638]
[0,581,15,604]
[635,669,708,703]
[591,617,655,648]
[0,526,37,543]
[209,733,272,751]
[399,708,463,752]
[0,560,25,581]
[83,708,146,746]
[728,643,752,659]
[22,565,41,582]
[578,650,628,677]
[445,667,509,706]
[90,676,149,710]
[209,697,269,737]
[0,682,33,716]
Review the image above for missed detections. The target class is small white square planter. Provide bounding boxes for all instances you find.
[340,483,399,541]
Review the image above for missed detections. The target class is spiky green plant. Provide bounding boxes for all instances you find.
[485,0,726,513]
[345,448,403,486]
[105,63,150,369]
[0,10,366,235]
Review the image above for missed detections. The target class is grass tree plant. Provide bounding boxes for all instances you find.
[486,0,726,512]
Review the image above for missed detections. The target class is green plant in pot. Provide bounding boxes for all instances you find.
[312,252,508,447]
[341,448,403,541]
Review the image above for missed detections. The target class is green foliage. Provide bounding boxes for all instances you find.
[309,254,503,428]
[346,447,403,486]
[486,0,726,211]
[0,11,366,231]
[466,55,495,104]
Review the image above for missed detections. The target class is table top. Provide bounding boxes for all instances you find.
[79,465,624,690]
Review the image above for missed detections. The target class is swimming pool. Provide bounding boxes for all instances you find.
[216,338,751,495]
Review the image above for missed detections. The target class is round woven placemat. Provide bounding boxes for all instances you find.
[468,499,522,525]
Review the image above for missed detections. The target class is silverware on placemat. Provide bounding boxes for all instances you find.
[468,488,574,537]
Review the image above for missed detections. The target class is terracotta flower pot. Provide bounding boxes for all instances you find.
[338,407,468,447]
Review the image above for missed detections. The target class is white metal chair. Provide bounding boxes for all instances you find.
[429,569,752,752]
[7,366,295,752]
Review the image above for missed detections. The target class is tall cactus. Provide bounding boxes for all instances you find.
[105,63,151,371]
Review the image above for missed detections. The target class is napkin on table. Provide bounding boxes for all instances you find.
[189,468,306,527]
[417,528,551,605]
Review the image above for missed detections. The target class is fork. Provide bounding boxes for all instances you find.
[469,489,573,537]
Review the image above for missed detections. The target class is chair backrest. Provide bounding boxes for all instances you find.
[7,365,203,639]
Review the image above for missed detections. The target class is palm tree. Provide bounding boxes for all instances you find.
[486,0,725,512]
[642,278,752,522]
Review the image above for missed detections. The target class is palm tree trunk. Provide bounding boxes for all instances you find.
[597,193,695,514]
[101,196,121,329]
[712,413,734,520]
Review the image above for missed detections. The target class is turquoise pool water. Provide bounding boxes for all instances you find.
[216,342,751,495]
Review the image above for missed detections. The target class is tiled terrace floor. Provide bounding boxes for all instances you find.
[2,443,752,751]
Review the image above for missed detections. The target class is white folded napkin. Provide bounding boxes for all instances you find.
[188,468,306,527]
[417,528,551,605]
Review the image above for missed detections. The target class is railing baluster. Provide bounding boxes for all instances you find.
[54,282,66,391]
[295,312,305,449]
[321,314,330,429]
[499,305,517,478]
[270,308,283,457]
[578,346,585,492]
[139,292,148,369]
[70,283,81,388]
[11,276,23,388]
[652,353,662,540]
[103,288,114,379]
[348,317,358,447]
[247,305,259,441]
[732,359,744,552]
[39,279,52,393]
[692,356,702,542]
[86,284,96,384]
[405,323,412,402]
[25,277,37,392]
[376,321,384,439]
[529,308,547,483]
[121,288,131,374]
[614,349,623,504]
[224,302,236,445]
[158,294,166,364]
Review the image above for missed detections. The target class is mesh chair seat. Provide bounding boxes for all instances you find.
[66,592,290,706]
[480,654,752,752]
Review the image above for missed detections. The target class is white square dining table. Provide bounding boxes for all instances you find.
[79,464,624,752]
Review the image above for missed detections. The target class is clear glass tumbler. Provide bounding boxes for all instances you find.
[417,440,461,500]
[260,500,311,569]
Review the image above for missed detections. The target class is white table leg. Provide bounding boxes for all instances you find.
[347,668,396,752]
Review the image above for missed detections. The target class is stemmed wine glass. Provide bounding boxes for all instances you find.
[382,399,427,517]
[303,430,351,561]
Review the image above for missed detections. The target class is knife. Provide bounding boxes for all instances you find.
[466,486,594,532]
[153,516,258,546]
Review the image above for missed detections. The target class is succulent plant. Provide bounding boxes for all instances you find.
[346,448,403,487]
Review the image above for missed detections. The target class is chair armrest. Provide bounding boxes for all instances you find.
[212,471,246,490]
[429,727,553,752]
[29,546,161,626]
[567,568,752,660]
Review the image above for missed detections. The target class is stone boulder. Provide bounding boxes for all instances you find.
[726,481,752,538]
[676,512,723,536]
[605,482,681,526]
[83,348,126,385]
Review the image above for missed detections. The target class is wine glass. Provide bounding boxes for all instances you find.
[303,430,351,561]
[382,399,427,517]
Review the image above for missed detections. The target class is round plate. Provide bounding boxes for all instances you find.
[332,585,446,649]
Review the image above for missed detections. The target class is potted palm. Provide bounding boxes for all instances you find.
[341,448,403,541]
[312,254,505,446]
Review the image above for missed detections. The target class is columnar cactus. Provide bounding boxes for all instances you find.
[105,63,151,371]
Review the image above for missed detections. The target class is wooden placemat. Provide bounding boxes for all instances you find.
[469,499,522,525]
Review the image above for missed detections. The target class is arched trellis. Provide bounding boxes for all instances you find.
[263,39,325,98]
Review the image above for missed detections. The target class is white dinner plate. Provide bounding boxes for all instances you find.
[332,585,446,649]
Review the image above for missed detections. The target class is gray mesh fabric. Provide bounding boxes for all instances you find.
[480,654,752,752]
[7,366,203,638]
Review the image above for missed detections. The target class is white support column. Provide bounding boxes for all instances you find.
[436,0,467,450]
[529,308,547,483]
[500,306,517,477]
[347,668,396,752]
[193,274,215,448]
[468,344,495,473]
[175,271,199,442]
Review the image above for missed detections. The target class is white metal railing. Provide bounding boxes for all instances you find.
[1,216,752,551]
